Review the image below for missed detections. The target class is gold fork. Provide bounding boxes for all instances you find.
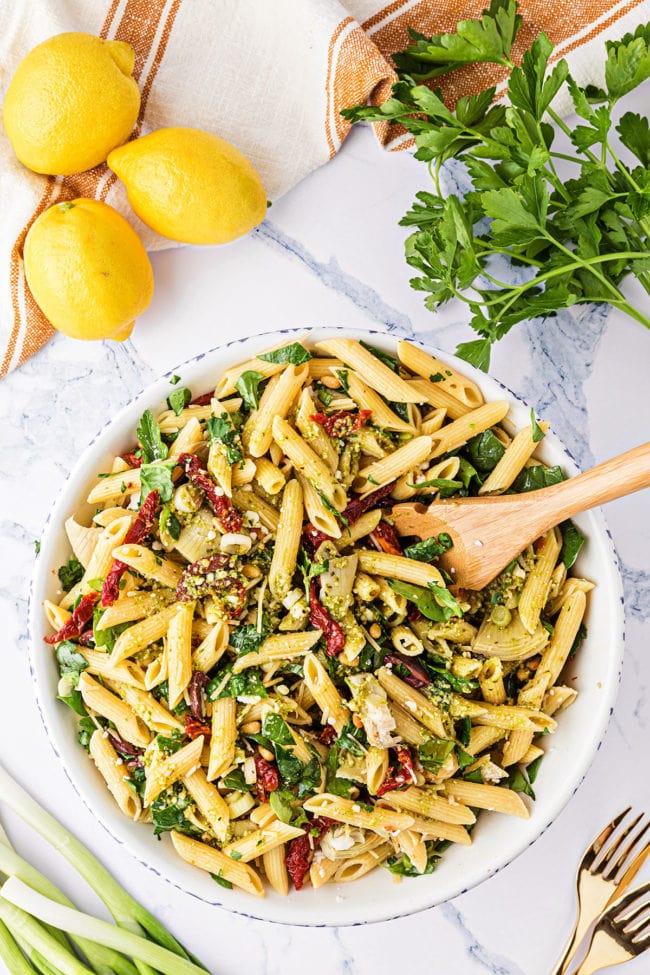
[573,879,650,974]
[550,808,650,975]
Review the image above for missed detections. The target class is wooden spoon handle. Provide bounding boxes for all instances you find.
[536,441,650,530]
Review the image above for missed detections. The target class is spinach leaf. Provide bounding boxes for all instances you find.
[262,713,304,786]
[560,520,585,569]
[418,737,455,772]
[512,464,565,493]
[389,580,462,621]
[527,755,543,784]
[57,690,88,716]
[297,754,322,798]
[140,461,176,503]
[56,642,88,682]
[167,387,191,416]
[57,557,84,591]
[235,370,266,410]
[258,342,312,365]
[404,533,453,562]
[211,871,233,890]
[156,730,185,755]
[530,408,545,442]
[151,788,200,837]
[209,666,268,700]
[465,430,505,472]
[324,749,355,798]
[77,716,97,752]
[508,767,536,800]
[455,746,475,769]
[359,340,400,373]
[230,624,267,656]
[222,769,251,792]
[93,606,130,654]
[569,622,587,659]
[336,719,368,756]
[407,477,463,492]
[136,409,168,463]
[457,715,471,747]
[269,790,295,823]
[159,503,181,541]
[207,413,243,464]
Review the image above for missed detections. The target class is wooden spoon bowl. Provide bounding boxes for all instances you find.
[391,442,650,590]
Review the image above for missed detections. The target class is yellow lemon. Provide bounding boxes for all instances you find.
[24,198,154,341]
[107,127,267,245]
[3,32,140,175]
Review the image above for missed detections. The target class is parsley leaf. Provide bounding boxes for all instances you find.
[403,533,453,562]
[389,580,462,621]
[136,409,168,463]
[57,557,84,591]
[343,1,650,364]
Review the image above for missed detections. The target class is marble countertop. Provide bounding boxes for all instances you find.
[1,117,649,975]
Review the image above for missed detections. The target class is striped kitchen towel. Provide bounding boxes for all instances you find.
[2,0,649,376]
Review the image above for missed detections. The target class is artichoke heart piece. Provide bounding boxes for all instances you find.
[472,610,549,661]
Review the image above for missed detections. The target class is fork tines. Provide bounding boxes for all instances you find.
[590,807,650,883]
[605,879,650,954]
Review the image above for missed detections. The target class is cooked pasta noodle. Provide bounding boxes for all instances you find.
[43,336,591,898]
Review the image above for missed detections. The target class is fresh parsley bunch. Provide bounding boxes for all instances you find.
[343,0,650,369]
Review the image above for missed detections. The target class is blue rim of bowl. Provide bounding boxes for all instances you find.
[27,325,625,927]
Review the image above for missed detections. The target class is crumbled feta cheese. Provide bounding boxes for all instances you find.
[351,805,361,813]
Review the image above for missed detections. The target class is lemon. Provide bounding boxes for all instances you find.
[3,32,140,175]
[107,127,267,245]
[24,198,154,341]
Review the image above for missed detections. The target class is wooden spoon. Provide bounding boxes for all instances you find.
[391,442,650,590]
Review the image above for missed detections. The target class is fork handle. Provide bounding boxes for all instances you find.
[572,929,628,975]
[548,921,582,975]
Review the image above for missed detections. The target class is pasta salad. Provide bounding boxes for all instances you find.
[43,337,591,898]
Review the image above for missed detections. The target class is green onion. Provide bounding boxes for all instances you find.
[0,880,205,975]
[0,917,37,974]
[490,605,512,628]
[0,764,206,975]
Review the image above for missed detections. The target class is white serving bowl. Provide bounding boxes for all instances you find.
[29,326,624,926]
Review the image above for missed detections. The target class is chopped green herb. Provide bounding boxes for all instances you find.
[170,374,181,385]
[359,340,400,373]
[57,557,84,591]
[211,871,233,890]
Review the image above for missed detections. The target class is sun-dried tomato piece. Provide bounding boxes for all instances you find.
[285,816,334,890]
[302,523,334,552]
[101,490,160,606]
[176,554,246,617]
[369,520,402,556]
[309,582,345,657]
[77,629,95,647]
[44,593,98,645]
[253,753,279,802]
[376,746,417,796]
[310,409,372,439]
[184,715,212,741]
[342,480,396,525]
[178,453,242,533]
[188,671,209,721]
[121,451,142,468]
[191,391,213,406]
[383,652,430,689]
[407,604,422,624]
[318,725,338,746]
